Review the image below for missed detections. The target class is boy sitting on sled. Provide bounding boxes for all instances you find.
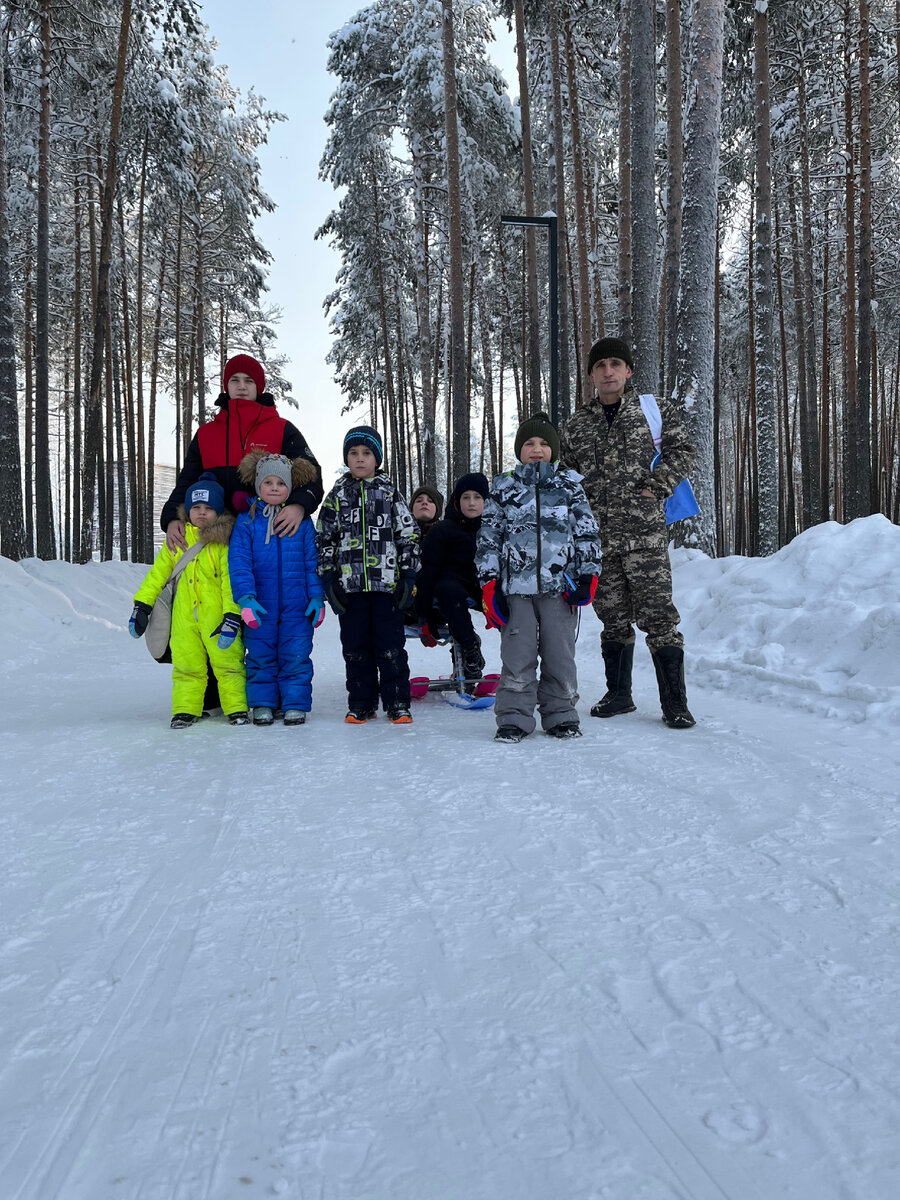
[414,472,490,685]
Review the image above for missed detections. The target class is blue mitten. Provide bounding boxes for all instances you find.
[129,601,152,638]
[238,594,267,630]
[305,597,326,628]
[212,612,242,649]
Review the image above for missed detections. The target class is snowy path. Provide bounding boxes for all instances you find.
[1,552,899,1199]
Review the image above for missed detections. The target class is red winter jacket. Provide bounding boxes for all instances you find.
[160,393,323,529]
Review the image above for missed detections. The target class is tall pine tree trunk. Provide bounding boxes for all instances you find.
[547,0,572,421]
[663,0,683,401]
[80,0,132,561]
[618,0,632,343]
[753,1,779,553]
[855,0,874,516]
[630,0,659,392]
[513,0,542,412]
[676,0,723,556]
[563,6,592,404]
[72,174,83,561]
[441,0,469,477]
[796,62,821,521]
[34,0,56,558]
[410,140,437,487]
[0,39,26,561]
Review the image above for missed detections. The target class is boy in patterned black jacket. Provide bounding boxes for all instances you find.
[316,425,419,724]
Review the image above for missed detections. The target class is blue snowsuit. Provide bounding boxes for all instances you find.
[228,504,324,712]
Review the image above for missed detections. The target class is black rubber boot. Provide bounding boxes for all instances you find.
[651,645,696,729]
[590,641,637,718]
[462,634,485,681]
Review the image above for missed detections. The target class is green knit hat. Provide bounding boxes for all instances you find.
[515,412,560,462]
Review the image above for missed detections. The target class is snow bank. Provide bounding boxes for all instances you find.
[674,515,900,723]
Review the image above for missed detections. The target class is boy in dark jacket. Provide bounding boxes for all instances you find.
[228,452,325,727]
[415,472,489,682]
[409,484,444,542]
[404,484,444,626]
[316,426,419,725]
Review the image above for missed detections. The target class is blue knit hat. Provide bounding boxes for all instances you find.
[343,425,383,468]
[186,472,225,515]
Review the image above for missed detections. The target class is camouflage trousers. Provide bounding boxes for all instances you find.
[593,548,683,651]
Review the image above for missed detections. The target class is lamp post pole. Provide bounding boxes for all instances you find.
[500,213,560,427]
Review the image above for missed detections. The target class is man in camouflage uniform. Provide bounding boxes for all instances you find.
[559,337,696,728]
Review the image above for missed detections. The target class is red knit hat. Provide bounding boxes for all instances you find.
[223,354,265,396]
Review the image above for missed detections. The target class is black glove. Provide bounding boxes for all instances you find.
[564,574,598,607]
[129,601,152,639]
[212,612,242,649]
[394,571,417,611]
[320,570,347,615]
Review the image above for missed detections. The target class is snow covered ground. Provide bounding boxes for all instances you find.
[1,514,898,1200]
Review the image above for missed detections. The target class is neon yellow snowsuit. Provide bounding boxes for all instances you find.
[134,512,246,716]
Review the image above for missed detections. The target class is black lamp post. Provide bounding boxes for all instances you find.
[499,213,559,427]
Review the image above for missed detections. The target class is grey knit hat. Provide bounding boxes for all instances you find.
[515,412,560,462]
[255,453,293,495]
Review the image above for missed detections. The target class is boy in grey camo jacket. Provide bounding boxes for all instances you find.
[476,413,601,742]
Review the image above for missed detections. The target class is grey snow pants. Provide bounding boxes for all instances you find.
[494,594,579,734]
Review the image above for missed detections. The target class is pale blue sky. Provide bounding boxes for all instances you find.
[194,0,515,479]
[196,0,361,475]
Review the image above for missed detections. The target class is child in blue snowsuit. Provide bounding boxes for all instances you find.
[228,452,325,726]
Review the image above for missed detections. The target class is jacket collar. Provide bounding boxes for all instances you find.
[214,391,277,412]
[585,381,635,415]
[514,460,557,486]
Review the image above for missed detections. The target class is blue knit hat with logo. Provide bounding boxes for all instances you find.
[186,472,225,515]
[343,425,383,468]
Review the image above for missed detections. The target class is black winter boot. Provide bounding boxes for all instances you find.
[651,645,696,729]
[461,634,485,681]
[590,641,637,718]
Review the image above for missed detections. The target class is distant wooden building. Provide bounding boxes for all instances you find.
[152,464,178,552]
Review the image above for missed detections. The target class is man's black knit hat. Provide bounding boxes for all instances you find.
[586,336,634,374]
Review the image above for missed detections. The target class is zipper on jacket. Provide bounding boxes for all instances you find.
[535,477,542,592]
[359,480,369,591]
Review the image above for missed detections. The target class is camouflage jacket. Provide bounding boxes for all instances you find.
[559,384,696,552]
[475,461,601,596]
[315,472,419,594]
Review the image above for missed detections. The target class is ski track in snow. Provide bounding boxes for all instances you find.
[1,546,899,1200]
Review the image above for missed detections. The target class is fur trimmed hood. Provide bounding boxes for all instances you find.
[236,449,318,493]
[176,505,235,545]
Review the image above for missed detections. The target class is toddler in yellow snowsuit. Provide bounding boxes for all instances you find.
[130,474,248,728]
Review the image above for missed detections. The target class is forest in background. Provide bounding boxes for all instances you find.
[0,0,898,565]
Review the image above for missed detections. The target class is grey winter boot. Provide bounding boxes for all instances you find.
[651,645,696,729]
[590,640,637,718]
